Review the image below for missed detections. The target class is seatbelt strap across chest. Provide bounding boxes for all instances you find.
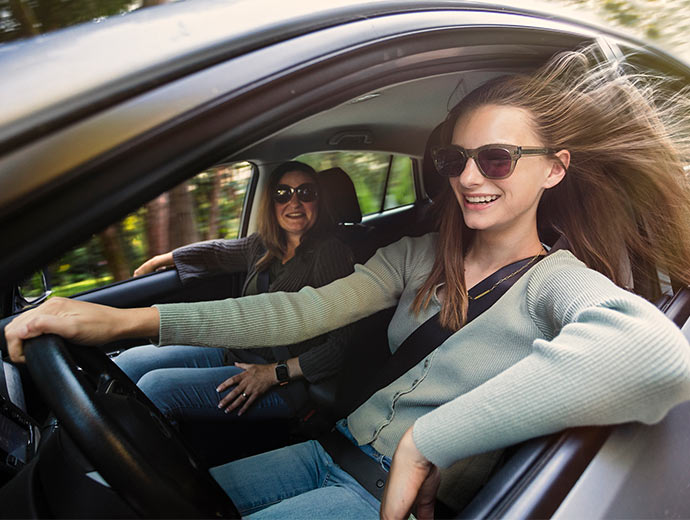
[351,254,543,409]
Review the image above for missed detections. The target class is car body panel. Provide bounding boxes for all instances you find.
[554,401,690,519]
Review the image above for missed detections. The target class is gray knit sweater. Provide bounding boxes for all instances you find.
[157,233,690,468]
[171,232,355,383]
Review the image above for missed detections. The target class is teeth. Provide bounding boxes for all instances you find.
[466,195,499,203]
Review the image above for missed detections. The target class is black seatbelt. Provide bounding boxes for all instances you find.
[319,428,389,499]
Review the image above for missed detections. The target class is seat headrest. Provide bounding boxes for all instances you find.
[422,123,447,201]
[319,167,362,224]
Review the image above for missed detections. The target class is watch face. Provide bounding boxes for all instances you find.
[276,363,289,382]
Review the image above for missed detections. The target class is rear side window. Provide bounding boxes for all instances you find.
[296,152,415,216]
[40,162,254,298]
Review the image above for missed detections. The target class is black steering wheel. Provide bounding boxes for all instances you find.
[23,334,240,518]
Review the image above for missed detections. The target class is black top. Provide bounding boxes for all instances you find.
[172,233,355,384]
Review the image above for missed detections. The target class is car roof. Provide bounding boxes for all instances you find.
[0,0,652,152]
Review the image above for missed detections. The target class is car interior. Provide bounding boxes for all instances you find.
[1,12,690,517]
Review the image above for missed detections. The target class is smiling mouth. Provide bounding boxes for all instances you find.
[464,194,500,204]
[285,212,306,219]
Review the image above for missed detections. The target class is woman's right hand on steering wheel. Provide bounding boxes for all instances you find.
[133,252,174,277]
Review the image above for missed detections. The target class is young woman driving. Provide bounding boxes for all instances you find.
[6,48,690,520]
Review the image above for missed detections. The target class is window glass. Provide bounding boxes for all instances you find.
[384,155,415,210]
[46,162,254,297]
[296,151,415,216]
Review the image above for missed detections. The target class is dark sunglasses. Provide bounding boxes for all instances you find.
[431,144,556,180]
[272,183,319,204]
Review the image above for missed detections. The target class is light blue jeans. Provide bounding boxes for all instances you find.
[209,421,389,519]
[114,344,292,422]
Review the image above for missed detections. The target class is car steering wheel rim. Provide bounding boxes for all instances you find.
[24,334,239,518]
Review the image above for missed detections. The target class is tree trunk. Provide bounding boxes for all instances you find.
[168,182,200,249]
[8,0,40,37]
[145,193,170,257]
[98,224,130,281]
[206,168,223,240]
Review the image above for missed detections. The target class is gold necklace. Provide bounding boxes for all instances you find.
[468,251,544,301]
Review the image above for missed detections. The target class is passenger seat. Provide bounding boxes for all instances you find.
[318,167,377,263]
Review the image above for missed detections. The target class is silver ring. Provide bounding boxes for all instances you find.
[241,392,248,398]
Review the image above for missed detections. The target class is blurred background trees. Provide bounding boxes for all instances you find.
[1,0,134,42]
[46,164,253,297]
[545,0,690,61]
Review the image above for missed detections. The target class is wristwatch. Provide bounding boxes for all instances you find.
[275,360,290,386]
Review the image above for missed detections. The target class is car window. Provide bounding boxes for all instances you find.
[43,162,254,298]
[384,155,415,210]
[296,152,416,216]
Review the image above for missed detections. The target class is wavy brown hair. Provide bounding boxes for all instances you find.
[414,47,690,330]
[255,161,333,271]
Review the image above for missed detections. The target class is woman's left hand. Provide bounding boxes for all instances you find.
[216,362,277,416]
[380,427,440,520]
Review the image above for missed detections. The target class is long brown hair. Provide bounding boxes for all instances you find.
[414,47,690,330]
[255,161,333,271]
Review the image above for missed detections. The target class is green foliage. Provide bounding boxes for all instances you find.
[549,0,690,62]
[51,276,114,298]
[189,165,251,240]
[46,162,253,297]
[385,156,415,210]
[17,271,47,301]
[602,0,640,26]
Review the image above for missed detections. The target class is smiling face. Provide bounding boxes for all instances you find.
[274,170,319,241]
[449,104,566,237]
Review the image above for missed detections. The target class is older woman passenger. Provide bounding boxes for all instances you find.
[115,161,354,423]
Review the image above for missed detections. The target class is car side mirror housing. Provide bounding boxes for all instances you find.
[15,270,52,310]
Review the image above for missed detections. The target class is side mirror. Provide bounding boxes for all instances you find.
[15,270,52,310]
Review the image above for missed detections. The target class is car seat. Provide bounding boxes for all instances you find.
[318,167,378,263]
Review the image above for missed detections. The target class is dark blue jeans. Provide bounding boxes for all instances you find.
[114,345,292,422]
[209,421,389,519]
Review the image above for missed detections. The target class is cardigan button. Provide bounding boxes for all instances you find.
[376,479,385,488]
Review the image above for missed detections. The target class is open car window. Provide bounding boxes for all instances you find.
[33,162,254,300]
